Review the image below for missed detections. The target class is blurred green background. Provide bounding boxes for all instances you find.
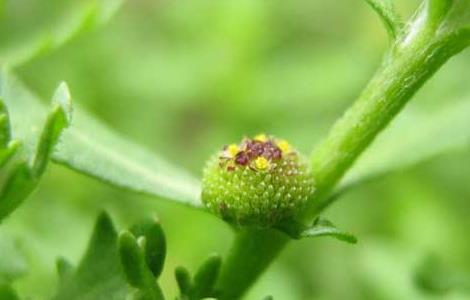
[1,0,470,299]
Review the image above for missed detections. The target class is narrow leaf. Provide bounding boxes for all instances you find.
[1,71,202,207]
[191,254,222,299]
[365,0,404,39]
[300,218,358,244]
[131,218,167,279]
[175,266,192,297]
[0,162,35,222]
[31,83,72,176]
[278,217,357,244]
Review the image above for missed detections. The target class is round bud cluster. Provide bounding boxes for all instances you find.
[201,134,315,227]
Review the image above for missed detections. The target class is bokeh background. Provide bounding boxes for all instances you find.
[1,0,470,299]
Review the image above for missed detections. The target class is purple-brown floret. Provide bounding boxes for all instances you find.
[220,137,288,171]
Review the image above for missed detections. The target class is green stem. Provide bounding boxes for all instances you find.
[217,3,470,299]
[306,17,469,218]
[216,228,289,300]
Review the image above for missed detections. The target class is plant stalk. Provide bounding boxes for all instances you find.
[216,228,289,300]
[216,3,470,299]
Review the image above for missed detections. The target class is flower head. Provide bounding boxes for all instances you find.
[201,134,315,227]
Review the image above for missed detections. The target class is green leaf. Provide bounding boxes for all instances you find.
[337,100,470,198]
[175,266,192,298]
[52,108,202,207]
[278,217,357,244]
[0,78,71,222]
[365,0,404,39]
[190,254,222,300]
[118,231,165,300]
[130,218,167,279]
[1,71,202,207]
[1,0,125,68]
[299,218,357,244]
[52,212,129,300]
[0,162,36,222]
[31,82,72,176]
[0,140,19,169]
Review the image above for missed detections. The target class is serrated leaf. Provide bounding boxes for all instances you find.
[1,71,202,208]
[118,231,165,300]
[52,212,128,300]
[191,254,222,300]
[130,218,166,278]
[1,0,125,68]
[337,100,470,199]
[365,0,403,39]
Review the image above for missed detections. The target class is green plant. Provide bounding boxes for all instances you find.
[1,0,469,299]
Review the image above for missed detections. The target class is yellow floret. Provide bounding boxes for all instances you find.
[254,156,269,170]
[226,144,240,157]
[277,140,291,153]
[254,133,268,142]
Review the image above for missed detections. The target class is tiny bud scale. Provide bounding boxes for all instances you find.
[201,135,315,227]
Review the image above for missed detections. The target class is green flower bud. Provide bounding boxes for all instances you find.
[201,134,315,227]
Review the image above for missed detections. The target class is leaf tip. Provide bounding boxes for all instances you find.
[52,81,73,126]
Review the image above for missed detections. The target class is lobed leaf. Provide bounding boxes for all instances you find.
[191,254,222,300]
[130,218,167,279]
[175,266,192,298]
[118,232,165,300]
[52,212,128,300]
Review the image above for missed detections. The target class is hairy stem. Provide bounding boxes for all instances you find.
[217,3,470,299]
